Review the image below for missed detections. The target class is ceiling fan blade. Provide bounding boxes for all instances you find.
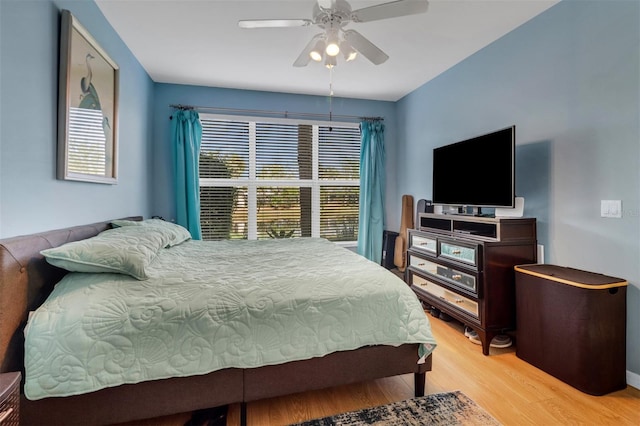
[343,30,389,65]
[351,0,429,23]
[293,33,325,67]
[238,19,312,29]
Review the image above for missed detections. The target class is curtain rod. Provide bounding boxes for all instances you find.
[169,104,383,122]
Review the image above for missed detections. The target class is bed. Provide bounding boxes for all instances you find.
[0,217,435,425]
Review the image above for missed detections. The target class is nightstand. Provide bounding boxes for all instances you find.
[0,372,20,425]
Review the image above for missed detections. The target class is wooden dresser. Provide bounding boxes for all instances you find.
[406,213,537,355]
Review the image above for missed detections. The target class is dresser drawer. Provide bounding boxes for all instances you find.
[409,233,437,255]
[0,372,20,426]
[411,273,479,318]
[409,254,438,275]
[439,240,480,267]
[409,255,477,294]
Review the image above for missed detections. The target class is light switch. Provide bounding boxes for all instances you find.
[601,200,622,218]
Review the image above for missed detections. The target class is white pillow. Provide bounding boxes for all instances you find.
[111,218,192,247]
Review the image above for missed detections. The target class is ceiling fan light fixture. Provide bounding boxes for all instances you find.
[310,50,323,62]
[325,42,340,57]
[340,40,358,61]
[325,55,337,69]
[325,30,340,57]
[310,39,326,62]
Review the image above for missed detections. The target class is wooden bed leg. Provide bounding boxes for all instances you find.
[240,402,247,426]
[414,372,426,397]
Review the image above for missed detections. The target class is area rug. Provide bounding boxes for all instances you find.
[291,391,500,426]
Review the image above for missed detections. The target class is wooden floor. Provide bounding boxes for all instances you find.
[125,313,640,426]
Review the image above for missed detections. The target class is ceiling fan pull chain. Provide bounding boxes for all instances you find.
[329,66,334,130]
[329,65,334,97]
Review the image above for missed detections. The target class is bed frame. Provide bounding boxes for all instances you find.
[0,218,432,425]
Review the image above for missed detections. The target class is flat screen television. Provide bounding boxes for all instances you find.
[432,125,515,211]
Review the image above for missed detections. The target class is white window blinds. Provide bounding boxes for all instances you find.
[318,125,361,241]
[199,115,360,242]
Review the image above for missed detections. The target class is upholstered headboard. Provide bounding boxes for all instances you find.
[0,217,142,374]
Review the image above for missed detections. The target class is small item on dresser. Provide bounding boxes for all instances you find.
[415,199,433,222]
[0,372,20,426]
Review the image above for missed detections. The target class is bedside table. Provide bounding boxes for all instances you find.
[0,372,20,425]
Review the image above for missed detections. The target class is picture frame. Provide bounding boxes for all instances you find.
[58,9,119,184]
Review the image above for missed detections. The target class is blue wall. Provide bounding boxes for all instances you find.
[152,84,399,227]
[397,0,639,377]
[0,0,154,237]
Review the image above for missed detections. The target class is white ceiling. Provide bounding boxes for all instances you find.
[95,0,559,102]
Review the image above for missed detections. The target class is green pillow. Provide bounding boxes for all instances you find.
[40,225,170,280]
[111,218,192,247]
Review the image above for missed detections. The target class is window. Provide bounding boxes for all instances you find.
[199,115,361,242]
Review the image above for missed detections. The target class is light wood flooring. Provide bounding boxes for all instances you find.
[124,312,640,425]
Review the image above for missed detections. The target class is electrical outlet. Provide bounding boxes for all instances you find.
[601,200,622,218]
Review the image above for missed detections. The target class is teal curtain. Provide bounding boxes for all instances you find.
[357,120,385,263]
[171,109,202,240]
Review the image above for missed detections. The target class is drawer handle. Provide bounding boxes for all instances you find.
[0,408,14,423]
[452,274,462,281]
[451,249,462,255]
[417,263,426,267]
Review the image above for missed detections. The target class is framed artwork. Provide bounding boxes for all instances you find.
[58,9,119,184]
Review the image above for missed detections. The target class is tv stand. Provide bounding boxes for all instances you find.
[407,214,537,355]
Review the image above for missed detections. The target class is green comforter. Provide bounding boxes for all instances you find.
[25,238,436,400]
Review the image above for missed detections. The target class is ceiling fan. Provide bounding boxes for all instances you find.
[238,0,429,68]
